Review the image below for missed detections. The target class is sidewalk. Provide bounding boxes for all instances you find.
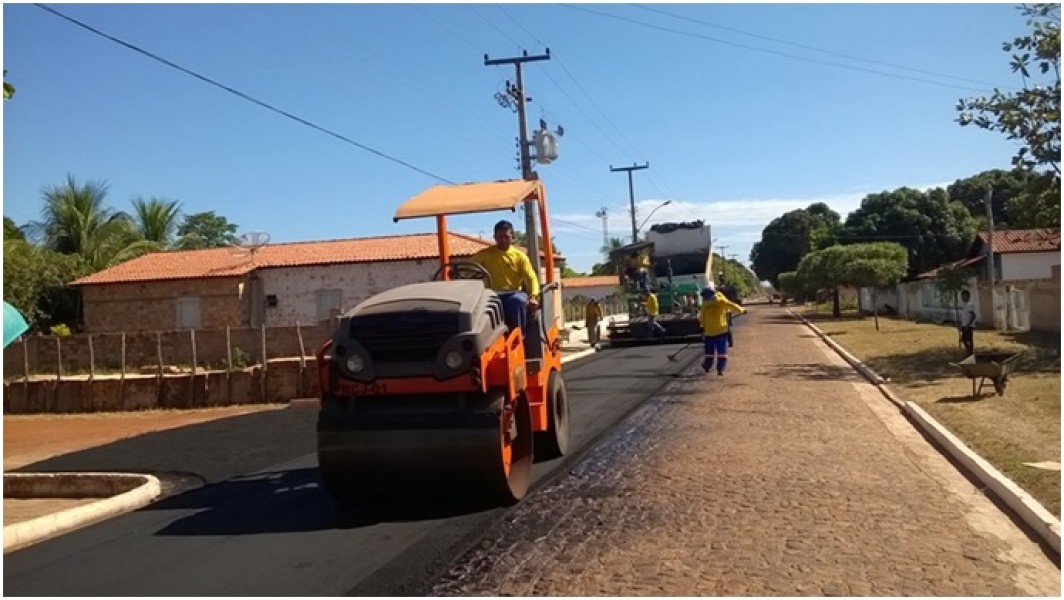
[434,305,1060,596]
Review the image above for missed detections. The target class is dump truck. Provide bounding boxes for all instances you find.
[607,220,713,345]
[315,179,569,505]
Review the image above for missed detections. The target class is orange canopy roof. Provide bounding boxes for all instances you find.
[394,179,541,221]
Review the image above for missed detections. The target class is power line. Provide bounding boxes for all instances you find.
[562,4,997,93]
[470,4,523,51]
[35,3,455,184]
[634,4,1013,90]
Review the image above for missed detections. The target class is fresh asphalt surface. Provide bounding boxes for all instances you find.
[4,340,711,596]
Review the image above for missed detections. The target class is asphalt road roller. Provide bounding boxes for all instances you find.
[315,179,569,505]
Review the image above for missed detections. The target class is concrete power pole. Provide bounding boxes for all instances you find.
[609,163,650,243]
[485,49,551,274]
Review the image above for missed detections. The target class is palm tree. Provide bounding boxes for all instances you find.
[28,176,158,270]
[131,197,182,246]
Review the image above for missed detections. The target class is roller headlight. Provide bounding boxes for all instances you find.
[444,350,463,370]
[346,355,365,374]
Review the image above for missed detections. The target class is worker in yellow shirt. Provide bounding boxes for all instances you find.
[471,219,541,332]
[642,289,667,338]
[698,285,745,375]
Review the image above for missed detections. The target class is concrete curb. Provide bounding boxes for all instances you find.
[788,309,1061,555]
[4,472,161,553]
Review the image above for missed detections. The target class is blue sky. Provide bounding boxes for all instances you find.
[2,2,1034,274]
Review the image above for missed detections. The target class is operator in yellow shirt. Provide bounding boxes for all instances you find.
[698,285,745,376]
[472,219,541,332]
[642,289,667,338]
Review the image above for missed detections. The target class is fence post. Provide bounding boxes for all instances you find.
[189,329,197,405]
[260,324,267,403]
[23,339,30,403]
[56,336,62,382]
[156,332,163,405]
[120,332,126,407]
[296,322,306,397]
[225,326,233,405]
[88,334,95,381]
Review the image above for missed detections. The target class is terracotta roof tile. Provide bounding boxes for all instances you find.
[562,275,620,288]
[976,228,1060,254]
[73,232,493,286]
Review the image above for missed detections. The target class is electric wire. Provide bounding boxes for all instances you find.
[634,3,1014,90]
[35,3,456,184]
[562,4,997,93]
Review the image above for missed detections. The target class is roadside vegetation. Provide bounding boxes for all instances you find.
[805,310,1061,516]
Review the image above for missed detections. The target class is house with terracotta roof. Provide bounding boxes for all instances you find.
[73,232,564,333]
[865,228,1060,332]
[560,275,620,304]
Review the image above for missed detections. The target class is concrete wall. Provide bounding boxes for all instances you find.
[81,276,249,332]
[259,260,437,327]
[896,277,981,324]
[561,284,619,303]
[1000,251,1060,281]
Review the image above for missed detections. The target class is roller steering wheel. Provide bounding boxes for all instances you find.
[432,261,493,288]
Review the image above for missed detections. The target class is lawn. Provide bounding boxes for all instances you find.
[803,310,1061,517]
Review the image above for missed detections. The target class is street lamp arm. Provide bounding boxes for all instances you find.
[636,200,672,235]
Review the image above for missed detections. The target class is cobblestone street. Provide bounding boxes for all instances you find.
[433,307,1060,596]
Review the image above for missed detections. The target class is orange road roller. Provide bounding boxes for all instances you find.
[316,179,570,504]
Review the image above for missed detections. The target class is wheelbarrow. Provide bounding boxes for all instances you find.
[951,351,1023,397]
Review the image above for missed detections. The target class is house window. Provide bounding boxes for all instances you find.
[316,289,343,321]
[176,297,202,330]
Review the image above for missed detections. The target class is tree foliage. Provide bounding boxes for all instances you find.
[3,240,92,330]
[27,176,158,270]
[3,69,14,100]
[957,4,1060,174]
[131,197,182,246]
[176,211,239,250]
[946,168,1060,228]
[4,216,25,241]
[750,204,841,287]
[795,243,907,325]
[842,187,976,277]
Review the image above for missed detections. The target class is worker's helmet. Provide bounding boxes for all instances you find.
[700,286,716,299]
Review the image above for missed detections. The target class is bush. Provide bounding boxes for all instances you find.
[50,323,72,337]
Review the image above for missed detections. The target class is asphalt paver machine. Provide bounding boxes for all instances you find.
[315,179,569,505]
[607,220,712,346]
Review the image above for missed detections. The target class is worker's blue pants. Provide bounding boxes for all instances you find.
[702,334,729,373]
[499,291,529,332]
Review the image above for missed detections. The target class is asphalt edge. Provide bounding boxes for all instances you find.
[3,472,161,553]
[788,308,1061,555]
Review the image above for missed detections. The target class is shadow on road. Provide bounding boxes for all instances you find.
[762,363,859,382]
[147,467,504,537]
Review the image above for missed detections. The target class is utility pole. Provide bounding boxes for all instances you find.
[984,184,995,290]
[983,183,996,328]
[485,49,551,274]
[728,253,739,284]
[609,162,649,243]
[717,244,728,282]
[595,206,609,254]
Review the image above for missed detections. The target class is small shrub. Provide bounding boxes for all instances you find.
[50,323,72,337]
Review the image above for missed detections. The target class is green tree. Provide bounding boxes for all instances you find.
[934,264,977,325]
[842,187,976,277]
[957,4,1060,174]
[776,271,802,301]
[843,243,908,331]
[3,69,14,100]
[1008,170,1061,227]
[750,204,841,287]
[27,176,157,270]
[590,236,627,276]
[4,216,25,241]
[175,211,239,249]
[3,240,92,330]
[131,197,182,246]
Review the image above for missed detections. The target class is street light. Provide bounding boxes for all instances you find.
[634,200,672,240]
